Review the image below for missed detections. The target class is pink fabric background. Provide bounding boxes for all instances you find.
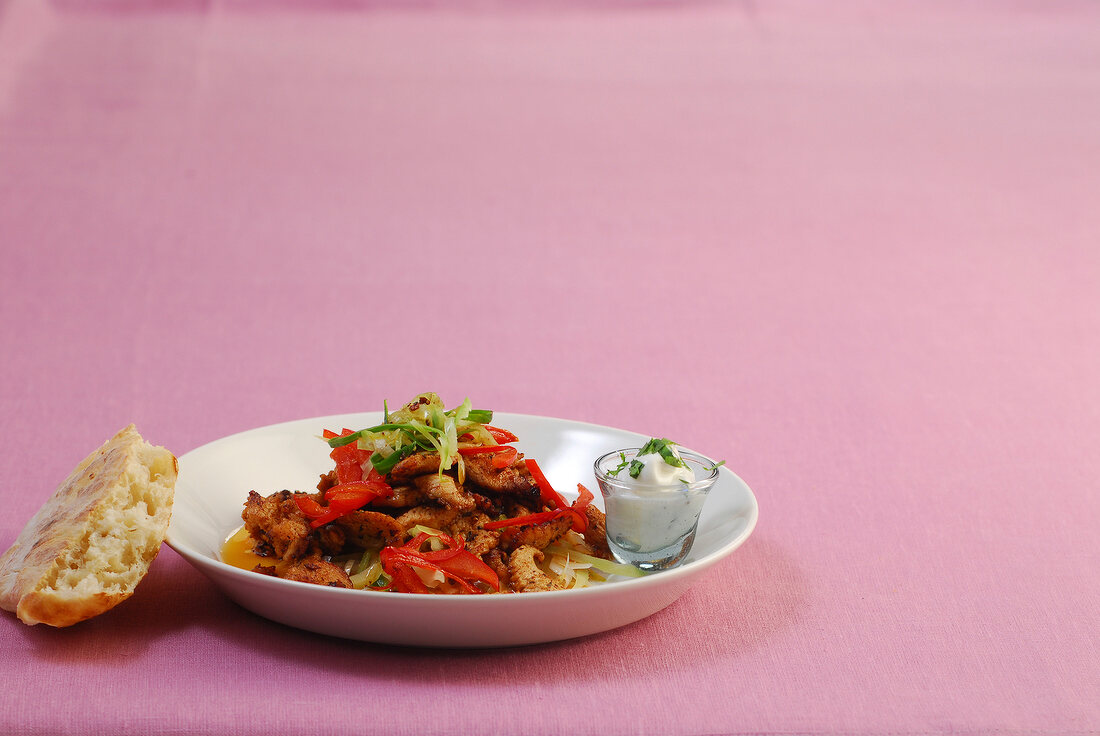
[1,1,1097,734]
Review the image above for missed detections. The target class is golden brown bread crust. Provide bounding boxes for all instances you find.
[0,425,177,627]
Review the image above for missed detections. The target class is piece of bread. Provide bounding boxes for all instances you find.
[0,425,177,627]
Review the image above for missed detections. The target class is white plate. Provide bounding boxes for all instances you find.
[165,412,758,648]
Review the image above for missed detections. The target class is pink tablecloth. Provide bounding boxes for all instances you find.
[1,1,1097,734]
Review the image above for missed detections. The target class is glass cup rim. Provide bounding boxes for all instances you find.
[593,447,721,492]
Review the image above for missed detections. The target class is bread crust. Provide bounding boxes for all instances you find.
[0,425,177,627]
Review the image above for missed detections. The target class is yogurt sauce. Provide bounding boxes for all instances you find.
[630,447,695,487]
[602,442,709,558]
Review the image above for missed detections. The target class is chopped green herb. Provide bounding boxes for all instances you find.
[606,451,630,477]
[623,437,725,480]
[655,441,685,469]
[627,438,685,478]
[633,438,683,466]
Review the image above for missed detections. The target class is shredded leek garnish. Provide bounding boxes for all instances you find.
[543,545,647,578]
[350,562,384,590]
[406,525,449,551]
[407,524,447,538]
[323,393,495,481]
[547,552,594,588]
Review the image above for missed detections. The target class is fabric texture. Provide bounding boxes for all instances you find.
[0,1,1097,734]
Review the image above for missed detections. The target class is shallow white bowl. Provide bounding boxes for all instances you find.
[166,412,758,648]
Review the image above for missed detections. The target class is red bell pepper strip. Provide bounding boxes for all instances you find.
[429,549,500,590]
[321,428,361,441]
[402,530,463,553]
[325,428,371,484]
[381,546,448,572]
[458,445,519,469]
[381,532,500,593]
[294,494,326,518]
[402,531,433,549]
[457,446,504,455]
[566,483,595,533]
[523,458,588,532]
[481,488,591,533]
[324,487,377,512]
[574,483,594,512]
[491,446,519,468]
[294,494,351,529]
[293,478,386,530]
[365,466,392,492]
[381,547,482,594]
[484,425,519,443]
[403,531,474,565]
[326,480,392,501]
[306,509,347,528]
[387,563,432,594]
[524,458,566,508]
[521,459,592,533]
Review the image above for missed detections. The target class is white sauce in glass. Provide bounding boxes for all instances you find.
[604,447,704,553]
[629,450,695,487]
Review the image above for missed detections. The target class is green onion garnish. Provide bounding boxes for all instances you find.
[466,409,493,424]
[369,444,418,475]
[327,430,365,448]
[325,422,444,449]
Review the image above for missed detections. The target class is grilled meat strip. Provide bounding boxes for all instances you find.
[461,453,540,505]
[282,554,353,588]
[500,514,573,552]
[413,473,476,511]
[389,452,442,483]
[582,505,613,559]
[507,546,564,592]
[242,490,314,562]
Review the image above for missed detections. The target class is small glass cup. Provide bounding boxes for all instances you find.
[593,448,721,571]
